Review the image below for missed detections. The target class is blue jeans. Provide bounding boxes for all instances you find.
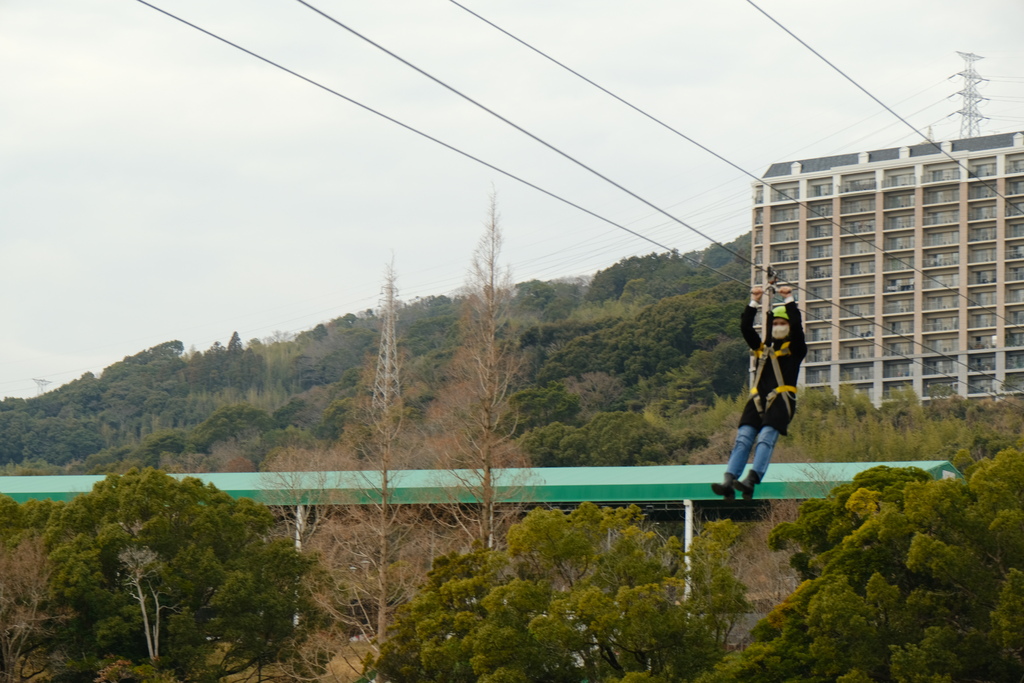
[726,424,780,480]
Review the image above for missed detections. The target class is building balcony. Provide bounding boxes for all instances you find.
[884,175,917,188]
[924,211,959,226]
[841,179,877,193]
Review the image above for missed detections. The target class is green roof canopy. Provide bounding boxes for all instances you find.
[0,462,961,506]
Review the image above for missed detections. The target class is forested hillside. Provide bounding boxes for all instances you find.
[3,229,1023,476]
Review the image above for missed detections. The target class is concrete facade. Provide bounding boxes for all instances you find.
[753,131,1024,404]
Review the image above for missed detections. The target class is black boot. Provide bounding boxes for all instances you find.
[711,473,736,500]
[733,470,761,500]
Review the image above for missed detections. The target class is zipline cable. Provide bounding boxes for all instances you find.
[135,1,1013,400]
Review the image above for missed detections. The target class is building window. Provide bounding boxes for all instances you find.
[840,282,875,297]
[970,334,997,349]
[928,169,959,183]
[885,235,915,250]
[884,299,914,314]
[841,197,876,214]
[884,361,912,378]
[771,186,800,202]
[884,193,915,209]
[968,355,996,372]
[970,270,996,285]
[884,342,914,357]
[923,316,959,332]
[923,252,959,268]
[772,207,799,222]
[885,215,915,230]
[971,291,997,307]
[968,162,996,178]
[809,224,833,238]
[809,327,832,342]
[969,248,997,264]
[809,202,833,218]
[924,210,959,226]
[922,230,959,247]
[841,241,875,256]
[808,306,832,321]
[884,256,915,272]
[842,219,875,234]
[969,313,997,328]
[886,320,914,335]
[885,277,915,292]
[840,364,874,381]
[924,295,956,311]
[923,273,959,289]
[841,178,877,193]
[841,324,874,339]
[808,348,832,362]
[805,367,832,383]
[923,357,957,375]
[809,285,833,299]
[773,226,798,242]
[969,183,998,199]
[969,226,996,242]
[841,346,873,360]
[969,205,998,221]
[884,173,916,188]
[969,378,994,394]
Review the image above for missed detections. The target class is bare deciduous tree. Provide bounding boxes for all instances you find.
[0,536,60,683]
[118,546,168,662]
[430,193,530,549]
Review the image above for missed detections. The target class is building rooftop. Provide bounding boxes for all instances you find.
[763,131,1023,178]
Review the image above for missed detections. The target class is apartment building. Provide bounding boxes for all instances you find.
[752,131,1024,404]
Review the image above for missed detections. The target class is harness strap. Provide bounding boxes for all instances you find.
[750,341,797,419]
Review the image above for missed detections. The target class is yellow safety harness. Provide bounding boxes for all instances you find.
[750,337,797,419]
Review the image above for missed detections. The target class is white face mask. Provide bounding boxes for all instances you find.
[772,322,790,340]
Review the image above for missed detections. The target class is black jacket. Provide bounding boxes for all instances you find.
[738,300,807,435]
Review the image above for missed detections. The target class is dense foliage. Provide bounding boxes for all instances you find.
[705,448,1024,682]
[0,469,317,683]
[377,503,748,683]
[0,237,756,474]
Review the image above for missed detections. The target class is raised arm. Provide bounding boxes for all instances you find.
[778,286,806,359]
[740,286,765,350]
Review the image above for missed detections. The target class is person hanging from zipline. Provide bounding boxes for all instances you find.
[712,281,806,500]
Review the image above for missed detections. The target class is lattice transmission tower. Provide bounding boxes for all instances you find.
[32,378,52,396]
[372,261,401,416]
[955,51,986,138]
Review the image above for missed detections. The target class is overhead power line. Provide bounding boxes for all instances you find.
[289,0,750,268]
[136,1,1015,400]
[448,1,1022,338]
[444,1,1020,397]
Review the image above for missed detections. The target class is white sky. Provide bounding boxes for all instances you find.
[2,0,1023,399]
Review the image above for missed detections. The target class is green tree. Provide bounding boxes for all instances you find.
[711,454,1024,682]
[189,403,273,452]
[42,468,316,682]
[520,411,686,467]
[508,381,581,433]
[377,503,743,683]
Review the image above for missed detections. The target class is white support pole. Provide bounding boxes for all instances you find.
[683,499,694,598]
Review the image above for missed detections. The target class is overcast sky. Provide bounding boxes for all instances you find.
[2,0,1023,399]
